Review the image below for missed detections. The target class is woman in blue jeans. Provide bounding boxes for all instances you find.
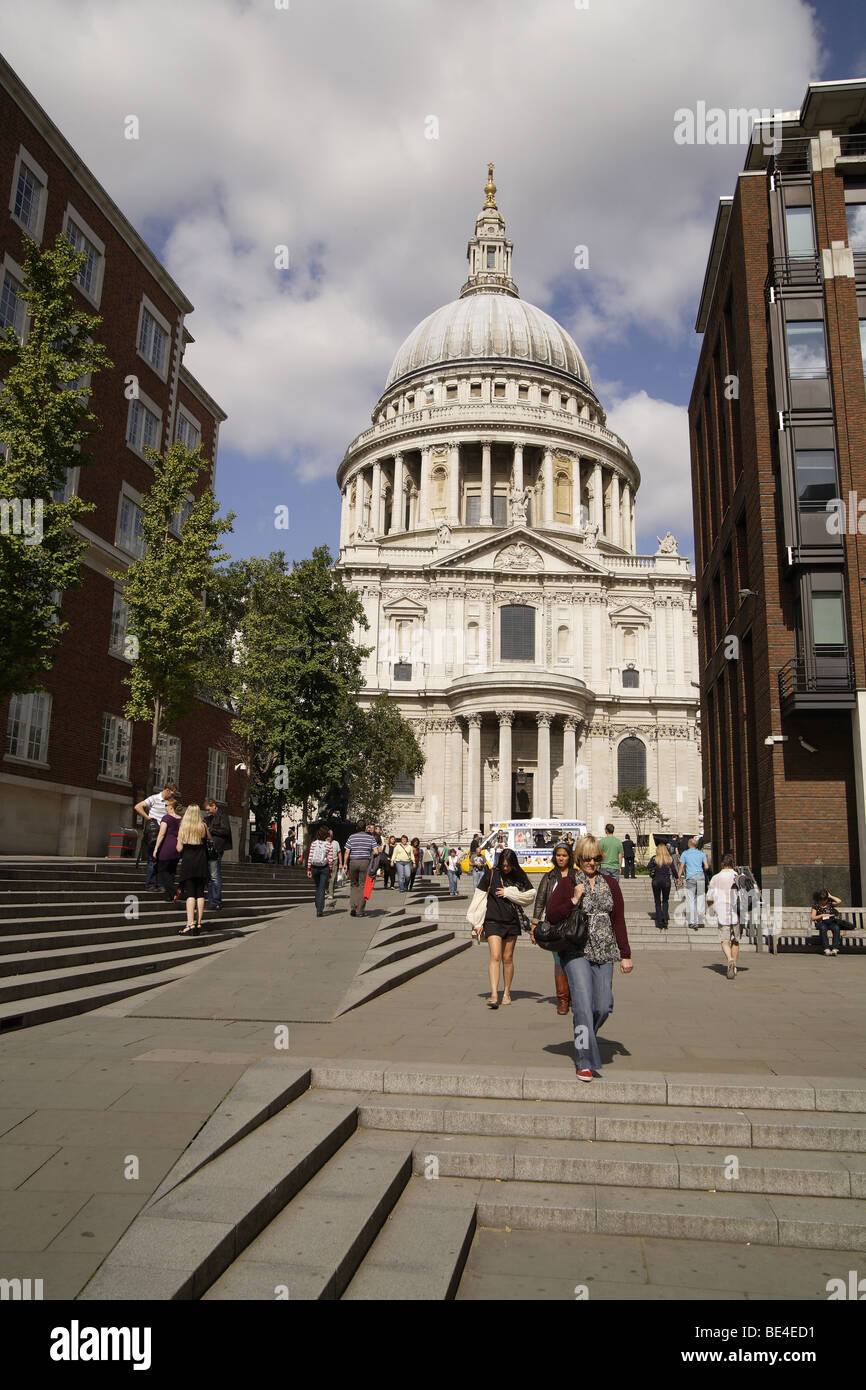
[538,833,633,1081]
[306,825,335,917]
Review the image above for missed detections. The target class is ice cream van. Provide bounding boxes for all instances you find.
[461,820,588,877]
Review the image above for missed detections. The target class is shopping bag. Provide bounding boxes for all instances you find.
[364,874,374,900]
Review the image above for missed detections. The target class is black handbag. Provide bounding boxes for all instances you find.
[534,900,589,953]
[205,831,219,861]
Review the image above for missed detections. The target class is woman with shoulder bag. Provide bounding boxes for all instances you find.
[470,849,535,1009]
[534,833,633,1080]
[531,841,575,1014]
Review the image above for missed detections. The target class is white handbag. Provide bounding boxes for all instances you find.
[466,887,488,929]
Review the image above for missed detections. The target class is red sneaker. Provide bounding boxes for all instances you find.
[577,1069,593,1083]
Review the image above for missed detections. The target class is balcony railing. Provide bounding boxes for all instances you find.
[839,135,866,159]
[766,255,822,290]
[778,651,856,710]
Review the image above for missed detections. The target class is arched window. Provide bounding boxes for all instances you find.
[467,621,479,662]
[500,604,535,661]
[431,465,447,517]
[622,668,639,689]
[623,628,636,662]
[554,471,572,521]
[557,625,571,662]
[617,736,646,791]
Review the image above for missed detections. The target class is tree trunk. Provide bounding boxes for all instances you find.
[147,695,163,793]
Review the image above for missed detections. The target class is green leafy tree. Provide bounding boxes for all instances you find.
[117,441,235,789]
[0,233,112,701]
[609,785,667,863]
[329,695,425,826]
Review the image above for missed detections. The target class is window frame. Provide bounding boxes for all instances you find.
[126,387,163,461]
[9,146,48,242]
[499,603,536,663]
[62,203,106,307]
[98,712,132,783]
[136,295,172,382]
[0,253,28,339]
[115,486,146,559]
[5,691,52,766]
[206,748,228,804]
[155,732,181,788]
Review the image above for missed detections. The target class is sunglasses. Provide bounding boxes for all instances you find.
[581,855,603,863]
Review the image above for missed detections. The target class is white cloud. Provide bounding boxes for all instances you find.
[1,0,822,493]
[607,391,694,555]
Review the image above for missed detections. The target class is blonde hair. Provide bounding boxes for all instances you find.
[574,834,602,864]
[654,844,672,867]
[178,804,208,848]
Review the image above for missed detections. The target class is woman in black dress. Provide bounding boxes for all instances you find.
[472,848,536,1009]
[176,804,212,935]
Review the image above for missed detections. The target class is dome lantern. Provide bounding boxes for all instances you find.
[460,162,519,300]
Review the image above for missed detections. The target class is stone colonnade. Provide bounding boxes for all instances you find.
[461,710,582,828]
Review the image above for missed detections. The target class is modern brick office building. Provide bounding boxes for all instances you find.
[0,55,243,857]
[690,79,866,902]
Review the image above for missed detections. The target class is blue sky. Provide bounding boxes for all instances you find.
[4,0,864,566]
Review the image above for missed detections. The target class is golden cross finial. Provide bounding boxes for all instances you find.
[483,162,497,210]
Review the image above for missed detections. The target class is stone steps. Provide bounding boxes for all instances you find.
[0,925,246,975]
[0,939,228,1004]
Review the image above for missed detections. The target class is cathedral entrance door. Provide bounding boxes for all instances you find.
[512,772,533,818]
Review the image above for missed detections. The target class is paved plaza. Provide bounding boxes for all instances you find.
[1,881,864,1300]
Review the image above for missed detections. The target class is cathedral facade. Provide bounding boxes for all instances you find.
[336,169,700,843]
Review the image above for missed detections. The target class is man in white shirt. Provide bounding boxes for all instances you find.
[134,782,178,891]
[706,852,740,979]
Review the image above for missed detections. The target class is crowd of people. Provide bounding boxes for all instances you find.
[135,780,233,933]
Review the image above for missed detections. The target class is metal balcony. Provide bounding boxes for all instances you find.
[766,255,822,291]
[778,651,856,713]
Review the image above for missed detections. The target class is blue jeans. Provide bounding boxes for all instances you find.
[396,861,411,891]
[207,854,223,906]
[685,875,705,926]
[311,864,329,915]
[447,870,458,896]
[562,957,614,1073]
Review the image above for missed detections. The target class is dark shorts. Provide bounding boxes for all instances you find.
[484,921,520,939]
[182,878,208,899]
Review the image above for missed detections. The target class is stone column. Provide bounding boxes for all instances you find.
[592,461,603,529]
[419,447,431,524]
[542,448,554,524]
[466,714,482,836]
[630,493,636,552]
[497,710,514,821]
[621,482,630,551]
[448,442,460,523]
[536,712,552,818]
[611,471,621,547]
[353,470,366,535]
[572,458,583,530]
[512,441,524,492]
[562,717,578,818]
[390,453,405,534]
[480,442,493,525]
[371,459,383,536]
[447,718,464,837]
[339,486,350,547]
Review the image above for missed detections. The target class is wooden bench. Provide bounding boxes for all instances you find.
[760,907,866,955]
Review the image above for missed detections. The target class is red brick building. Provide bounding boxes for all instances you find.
[690,79,866,903]
[0,54,243,856]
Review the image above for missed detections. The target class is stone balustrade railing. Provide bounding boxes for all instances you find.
[343,402,634,462]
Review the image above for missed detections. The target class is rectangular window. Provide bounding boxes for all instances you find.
[493,382,506,398]
[446,384,458,401]
[13,162,43,233]
[518,384,529,401]
[65,219,100,297]
[786,320,827,378]
[128,398,160,455]
[109,592,129,655]
[500,604,535,661]
[5,692,51,762]
[393,662,412,681]
[0,270,24,335]
[393,772,415,795]
[99,713,132,780]
[860,320,866,377]
[138,307,168,374]
[176,411,201,451]
[845,192,866,252]
[469,382,482,399]
[117,495,146,557]
[52,468,74,504]
[492,493,507,526]
[785,206,815,257]
[206,748,227,802]
[811,592,845,646]
[794,448,837,505]
[465,494,481,525]
[155,733,181,787]
[170,496,194,537]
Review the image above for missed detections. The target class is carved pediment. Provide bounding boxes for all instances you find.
[609,603,653,624]
[427,528,606,577]
[382,592,428,617]
[495,543,543,571]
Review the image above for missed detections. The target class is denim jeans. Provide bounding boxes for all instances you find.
[144,838,159,889]
[817,918,841,951]
[652,880,670,925]
[685,875,705,926]
[207,853,223,906]
[562,957,614,1073]
[604,868,621,882]
[396,861,411,892]
[447,870,458,896]
[311,864,329,915]
[472,869,484,889]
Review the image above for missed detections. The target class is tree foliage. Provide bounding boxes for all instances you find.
[0,233,112,702]
[609,785,667,861]
[325,694,425,826]
[117,441,235,785]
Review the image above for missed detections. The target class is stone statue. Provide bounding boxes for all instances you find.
[437,521,452,545]
[510,485,531,525]
[355,523,374,542]
[583,520,599,550]
[656,531,679,555]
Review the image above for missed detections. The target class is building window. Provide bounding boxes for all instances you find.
[5,692,51,762]
[794,448,837,506]
[109,592,130,656]
[518,384,529,401]
[493,381,506,399]
[465,494,481,525]
[0,269,25,336]
[393,772,415,795]
[467,622,480,662]
[12,160,43,234]
[155,733,181,787]
[117,494,146,557]
[500,604,535,661]
[486,247,496,268]
[617,736,646,792]
[393,662,412,680]
[492,493,507,526]
[99,713,132,780]
[786,320,827,378]
[860,320,866,377]
[784,206,815,258]
[128,398,161,455]
[557,625,571,663]
[845,188,866,252]
[431,465,447,516]
[52,467,76,504]
[206,748,227,803]
[811,592,845,647]
[622,668,639,689]
[169,495,194,537]
[540,388,550,404]
[554,471,572,520]
[446,383,458,402]
[470,381,482,399]
[65,217,102,300]
[137,305,169,375]
[623,629,637,662]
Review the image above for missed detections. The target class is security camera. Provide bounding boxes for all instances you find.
[799,738,817,754]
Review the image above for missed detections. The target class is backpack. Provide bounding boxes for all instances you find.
[310,840,329,866]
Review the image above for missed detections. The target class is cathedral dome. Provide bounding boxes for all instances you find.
[385,293,591,390]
